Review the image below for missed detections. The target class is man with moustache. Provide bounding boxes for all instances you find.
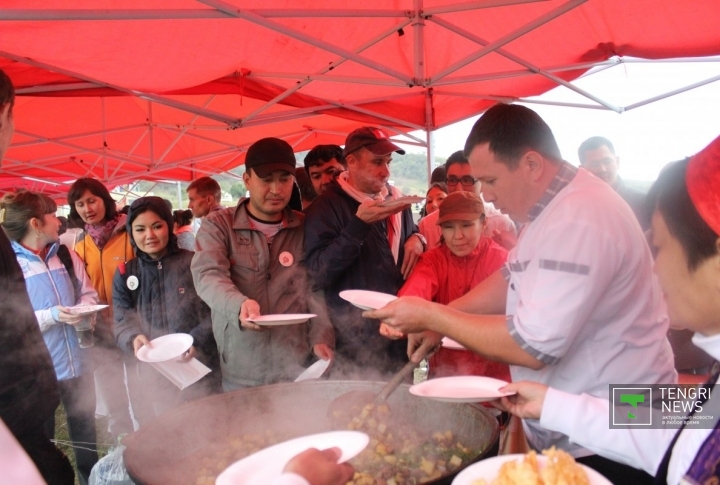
[304,127,424,377]
[191,137,334,391]
[0,69,75,484]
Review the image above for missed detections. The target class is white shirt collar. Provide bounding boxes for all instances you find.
[691,331,720,361]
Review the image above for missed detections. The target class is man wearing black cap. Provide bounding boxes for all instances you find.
[304,126,425,378]
[191,137,335,391]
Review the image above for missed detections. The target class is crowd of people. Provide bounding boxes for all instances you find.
[1,65,719,485]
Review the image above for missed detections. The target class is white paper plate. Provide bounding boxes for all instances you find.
[452,453,612,485]
[294,358,331,382]
[247,313,316,326]
[379,196,426,208]
[339,289,397,311]
[216,431,369,485]
[442,337,465,350]
[136,333,193,363]
[65,304,109,316]
[409,376,515,403]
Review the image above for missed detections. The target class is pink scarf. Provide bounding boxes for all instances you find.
[337,172,403,263]
[85,217,118,250]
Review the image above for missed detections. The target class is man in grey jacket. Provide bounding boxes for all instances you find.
[578,136,649,230]
[191,137,334,391]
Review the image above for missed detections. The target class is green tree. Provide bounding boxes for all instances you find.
[229,182,246,199]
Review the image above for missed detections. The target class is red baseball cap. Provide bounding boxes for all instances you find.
[343,127,405,157]
[687,134,720,236]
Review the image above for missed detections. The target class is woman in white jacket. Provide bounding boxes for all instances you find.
[497,135,720,485]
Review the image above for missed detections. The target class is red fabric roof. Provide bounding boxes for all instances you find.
[1,0,719,193]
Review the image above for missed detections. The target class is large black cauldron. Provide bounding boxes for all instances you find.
[124,380,499,484]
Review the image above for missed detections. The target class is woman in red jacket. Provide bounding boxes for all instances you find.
[382,191,510,379]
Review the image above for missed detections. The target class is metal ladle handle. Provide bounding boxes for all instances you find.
[374,341,437,403]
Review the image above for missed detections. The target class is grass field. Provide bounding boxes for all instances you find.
[53,405,115,485]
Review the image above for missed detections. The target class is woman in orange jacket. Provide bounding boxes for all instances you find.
[67,178,134,439]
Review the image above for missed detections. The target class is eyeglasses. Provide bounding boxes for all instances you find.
[445,176,478,187]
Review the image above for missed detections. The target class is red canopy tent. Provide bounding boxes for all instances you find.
[1,0,719,197]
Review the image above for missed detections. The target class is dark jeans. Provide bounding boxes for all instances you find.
[45,374,99,485]
[577,454,654,485]
[0,378,74,485]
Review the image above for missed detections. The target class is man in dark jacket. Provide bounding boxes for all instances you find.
[0,68,75,484]
[304,127,425,378]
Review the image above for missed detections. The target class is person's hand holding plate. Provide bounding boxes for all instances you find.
[363,296,433,335]
[493,381,549,420]
[283,447,354,485]
[239,299,265,331]
[356,199,408,225]
[313,343,333,361]
[133,334,152,357]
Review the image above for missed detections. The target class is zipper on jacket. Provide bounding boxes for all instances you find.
[266,271,271,280]
[157,259,168,334]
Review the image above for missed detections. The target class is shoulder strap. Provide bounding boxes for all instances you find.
[57,244,82,302]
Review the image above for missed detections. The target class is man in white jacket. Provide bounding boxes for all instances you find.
[369,104,676,485]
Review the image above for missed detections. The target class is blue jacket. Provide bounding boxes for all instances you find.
[12,241,98,381]
[303,181,418,375]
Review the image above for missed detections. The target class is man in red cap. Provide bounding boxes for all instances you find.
[304,126,425,378]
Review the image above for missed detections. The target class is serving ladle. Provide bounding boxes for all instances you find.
[327,346,434,427]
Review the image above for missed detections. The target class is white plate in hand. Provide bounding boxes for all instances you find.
[379,196,425,208]
[247,314,316,326]
[294,358,331,382]
[452,453,612,485]
[442,337,465,350]
[216,431,369,485]
[65,304,109,316]
[339,290,397,311]
[409,376,515,403]
[136,333,193,363]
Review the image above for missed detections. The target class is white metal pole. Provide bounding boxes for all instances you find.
[426,129,435,185]
[177,181,183,209]
[425,89,435,184]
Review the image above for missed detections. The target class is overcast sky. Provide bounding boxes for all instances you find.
[406,59,720,182]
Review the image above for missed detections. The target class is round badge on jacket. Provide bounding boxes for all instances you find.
[279,251,294,267]
[127,275,139,291]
